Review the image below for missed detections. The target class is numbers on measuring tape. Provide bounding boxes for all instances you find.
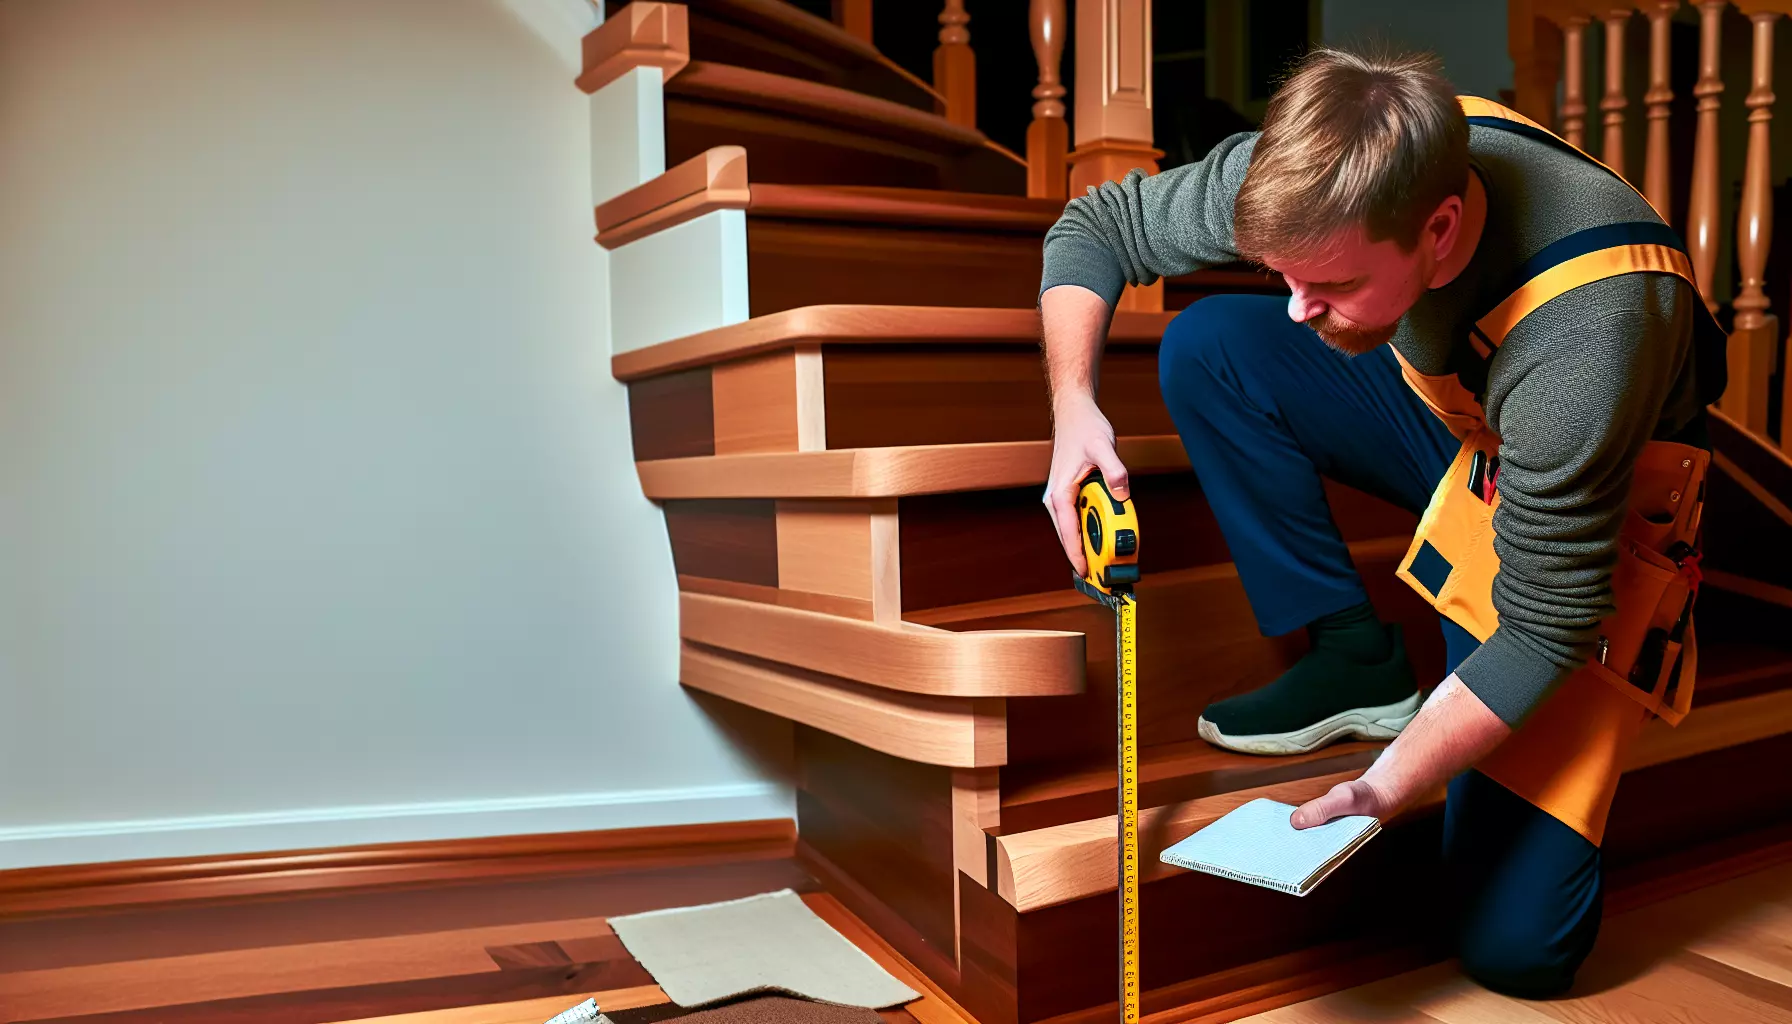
[1118,597,1141,1023]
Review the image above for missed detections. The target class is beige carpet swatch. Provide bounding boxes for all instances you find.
[608,889,919,1009]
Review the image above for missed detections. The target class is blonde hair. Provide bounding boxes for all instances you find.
[1233,47,1469,263]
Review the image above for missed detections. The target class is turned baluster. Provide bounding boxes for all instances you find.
[1562,11,1591,148]
[1027,0,1069,199]
[1730,5,1782,435]
[1643,2,1677,218]
[935,0,976,129]
[1688,0,1725,314]
[832,0,872,44]
[1600,7,1632,177]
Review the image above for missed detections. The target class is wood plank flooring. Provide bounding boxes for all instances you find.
[1241,861,1792,1024]
[0,858,965,1024]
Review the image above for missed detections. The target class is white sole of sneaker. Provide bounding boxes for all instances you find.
[1195,691,1423,756]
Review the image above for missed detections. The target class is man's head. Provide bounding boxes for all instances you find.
[1234,48,1471,354]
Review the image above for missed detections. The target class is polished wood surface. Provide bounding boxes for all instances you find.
[661,498,780,586]
[1241,861,1792,1024]
[679,590,1086,698]
[577,2,690,95]
[933,0,976,129]
[665,62,1024,195]
[0,818,795,918]
[1026,0,1069,200]
[1689,0,1726,312]
[1069,0,1155,153]
[1561,12,1590,148]
[1600,7,1631,177]
[677,0,938,113]
[627,367,714,462]
[796,728,960,966]
[710,348,825,453]
[833,0,873,45]
[1644,1,1677,216]
[1727,7,1782,436]
[775,499,899,621]
[635,435,1191,500]
[681,642,1007,768]
[612,306,1174,383]
[595,146,750,250]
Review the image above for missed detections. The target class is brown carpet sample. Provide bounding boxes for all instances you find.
[605,996,884,1024]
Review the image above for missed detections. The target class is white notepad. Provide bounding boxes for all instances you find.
[1158,797,1381,896]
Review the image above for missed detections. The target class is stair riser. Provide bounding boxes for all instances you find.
[626,344,1168,461]
[745,218,1047,313]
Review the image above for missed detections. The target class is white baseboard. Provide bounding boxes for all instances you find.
[0,781,794,870]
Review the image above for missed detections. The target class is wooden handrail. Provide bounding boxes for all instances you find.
[595,146,751,250]
[1027,0,1069,199]
[934,0,976,128]
[576,1,689,95]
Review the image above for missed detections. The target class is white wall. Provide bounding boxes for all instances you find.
[0,0,792,869]
[1323,0,1512,101]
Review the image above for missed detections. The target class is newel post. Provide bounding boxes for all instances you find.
[1068,0,1163,312]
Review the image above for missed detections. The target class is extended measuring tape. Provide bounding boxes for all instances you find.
[1071,470,1142,1023]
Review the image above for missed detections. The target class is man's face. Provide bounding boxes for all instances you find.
[1263,228,1439,356]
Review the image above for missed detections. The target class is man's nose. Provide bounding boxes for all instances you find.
[1286,286,1326,324]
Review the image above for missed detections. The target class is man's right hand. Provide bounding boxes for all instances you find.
[1044,392,1130,577]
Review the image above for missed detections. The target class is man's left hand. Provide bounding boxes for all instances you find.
[1290,778,1393,829]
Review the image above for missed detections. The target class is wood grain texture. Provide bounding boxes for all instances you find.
[796,728,959,966]
[681,642,1005,767]
[822,346,1173,449]
[803,892,981,1024]
[636,435,1191,500]
[577,2,689,95]
[595,146,751,250]
[627,367,714,462]
[680,590,1084,698]
[661,499,779,587]
[951,770,1001,892]
[774,500,890,618]
[711,348,824,454]
[678,573,874,621]
[612,305,1175,384]
[1687,0,1726,311]
[0,821,796,919]
[664,64,1023,195]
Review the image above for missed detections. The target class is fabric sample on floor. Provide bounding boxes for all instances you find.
[608,889,919,1008]
[607,997,882,1024]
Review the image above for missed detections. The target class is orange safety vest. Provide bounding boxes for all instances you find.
[1390,97,1725,845]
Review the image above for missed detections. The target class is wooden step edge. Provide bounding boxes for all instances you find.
[596,146,751,250]
[993,686,1792,912]
[688,0,946,112]
[745,182,1062,231]
[907,537,1414,628]
[1704,568,1792,610]
[577,2,690,96]
[680,641,1006,768]
[636,434,1190,499]
[671,60,1002,154]
[611,303,1177,381]
[681,589,1086,698]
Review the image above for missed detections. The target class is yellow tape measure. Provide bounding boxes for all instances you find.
[1072,470,1141,1023]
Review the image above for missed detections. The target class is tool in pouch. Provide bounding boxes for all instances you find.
[1072,469,1142,1022]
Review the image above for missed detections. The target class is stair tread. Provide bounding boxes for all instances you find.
[613,303,1176,381]
[679,0,941,112]
[671,61,1016,161]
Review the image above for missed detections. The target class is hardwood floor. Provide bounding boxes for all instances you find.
[0,857,968,1024]
[1242,860,1792,1024]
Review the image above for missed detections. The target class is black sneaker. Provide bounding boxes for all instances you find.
[1195,624,1422,755]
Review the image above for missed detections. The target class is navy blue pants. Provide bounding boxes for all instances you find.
[1159,294,1602,997]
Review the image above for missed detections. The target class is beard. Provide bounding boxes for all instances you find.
[1308,310,1398,355]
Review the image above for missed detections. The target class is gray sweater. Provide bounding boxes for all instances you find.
[1040,125,1706,725]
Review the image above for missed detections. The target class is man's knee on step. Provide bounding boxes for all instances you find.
[1157,293,1284,405]
[1455,908,1597,999]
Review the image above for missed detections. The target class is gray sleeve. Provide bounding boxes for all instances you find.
[1453,273,1696,725]
[1039,132,1258,308]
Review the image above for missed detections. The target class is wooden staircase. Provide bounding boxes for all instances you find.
[588,3,1792,1022]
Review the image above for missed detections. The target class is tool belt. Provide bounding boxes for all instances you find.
[1386,98,1727,845]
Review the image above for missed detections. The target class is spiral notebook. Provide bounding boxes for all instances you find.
[1158,797,1381,896]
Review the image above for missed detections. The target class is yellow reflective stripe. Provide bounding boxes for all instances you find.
[1475,243,1697,346]
[1458,95,1547,132]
